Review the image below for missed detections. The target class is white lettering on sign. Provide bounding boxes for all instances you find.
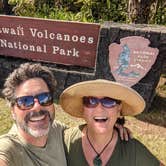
[29,28,94,44]
[0,39,47,53]
[52,46,79,57]
[133,50,155,55]
[0,26,24,36]
[0,39,80,58]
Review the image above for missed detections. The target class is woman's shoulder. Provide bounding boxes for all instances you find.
[117,137,160,166]
[118,137,151,155]
[119,137,151,153]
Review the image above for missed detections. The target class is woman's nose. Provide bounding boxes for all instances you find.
[95,103,105,111]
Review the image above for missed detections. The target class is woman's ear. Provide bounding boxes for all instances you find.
[117,103,122,116]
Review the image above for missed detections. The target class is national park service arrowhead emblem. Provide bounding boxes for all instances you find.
[109,36,159,87]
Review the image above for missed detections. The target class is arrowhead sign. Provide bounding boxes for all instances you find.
[109,36,159,87]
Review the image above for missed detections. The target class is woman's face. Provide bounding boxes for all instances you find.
[83,96,121,134]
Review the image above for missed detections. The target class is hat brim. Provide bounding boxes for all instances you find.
[59,79,145,118]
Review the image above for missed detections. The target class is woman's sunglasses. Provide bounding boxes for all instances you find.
[14,92,53,110]
[83,96,121,108]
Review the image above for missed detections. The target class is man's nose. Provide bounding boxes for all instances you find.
[31,98,42,111]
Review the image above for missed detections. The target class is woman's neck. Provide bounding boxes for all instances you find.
[82,125,118,166]
[84,126,115,149]
[86,127,114,145]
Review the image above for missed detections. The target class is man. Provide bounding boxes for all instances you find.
[0,63,67,166]
[0,63,129,166]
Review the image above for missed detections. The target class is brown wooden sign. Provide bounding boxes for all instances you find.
[109,36,159,87]
[0,15,100,68]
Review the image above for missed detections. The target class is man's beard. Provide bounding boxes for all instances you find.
[15,110,55,138]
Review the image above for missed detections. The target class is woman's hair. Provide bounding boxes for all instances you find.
[2,63,57,107]
[116,117,125,125]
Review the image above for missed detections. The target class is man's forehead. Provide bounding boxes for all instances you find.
[15,78,49,96]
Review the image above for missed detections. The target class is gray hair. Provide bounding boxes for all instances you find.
[2,63,57,107]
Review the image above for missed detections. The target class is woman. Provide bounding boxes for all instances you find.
[60,79,164,166]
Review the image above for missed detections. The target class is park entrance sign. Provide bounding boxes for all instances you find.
[109,36,159,87]
[0,15,100,68]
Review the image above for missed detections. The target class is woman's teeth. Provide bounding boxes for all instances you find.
[93,117,108,122]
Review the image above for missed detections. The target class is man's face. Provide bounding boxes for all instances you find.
[12,78,55,138]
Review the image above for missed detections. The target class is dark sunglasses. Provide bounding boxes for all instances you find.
[14,92,53,110]
[83,96,121,108]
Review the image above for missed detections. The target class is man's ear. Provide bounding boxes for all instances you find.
[11,108,16,120]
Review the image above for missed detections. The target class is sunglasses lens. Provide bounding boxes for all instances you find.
[83,97,121,108]
[101,97,117,108]
[38,92,53,106]
[83,97,98,108]
[15,92,53,110]
[16,96,34,110]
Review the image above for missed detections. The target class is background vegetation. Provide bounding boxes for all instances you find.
[0,0,165,164]
[0,0,165,25]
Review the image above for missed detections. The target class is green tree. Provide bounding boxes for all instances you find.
[6,0,166,25]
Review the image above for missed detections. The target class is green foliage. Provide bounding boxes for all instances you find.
[9,0,35,16]
[7,0,166,25]
[0,99,13,135]
[8,0,127,23]
[154,1,166,25]
[34,5,76,20]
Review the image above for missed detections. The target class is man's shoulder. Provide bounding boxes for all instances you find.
[52,120,67,129]
[0,133,19,151]
[0,124,23,153]
[0,132,26,166]
[63,124,85,154]
[64,124,85,141]
[0,134,12,145]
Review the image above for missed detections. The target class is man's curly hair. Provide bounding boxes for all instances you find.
[2,63,57,107]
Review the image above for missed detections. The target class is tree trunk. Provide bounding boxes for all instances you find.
[2,0,13,14]
[128,0,158,24]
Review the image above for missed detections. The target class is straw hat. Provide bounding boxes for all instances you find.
[59,79,145,118]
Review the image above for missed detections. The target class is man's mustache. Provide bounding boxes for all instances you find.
[24,110,51,123]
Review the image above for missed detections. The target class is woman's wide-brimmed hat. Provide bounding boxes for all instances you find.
[59,79,145,118]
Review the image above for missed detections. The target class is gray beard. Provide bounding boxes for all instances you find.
[20,122,51,138]
[14,110,54,138]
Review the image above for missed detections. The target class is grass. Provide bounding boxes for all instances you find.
[0,99,13,135]
[0,75,165,164]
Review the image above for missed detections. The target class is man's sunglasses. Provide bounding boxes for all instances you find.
[83,96,121,108]
[14,92,53,110]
